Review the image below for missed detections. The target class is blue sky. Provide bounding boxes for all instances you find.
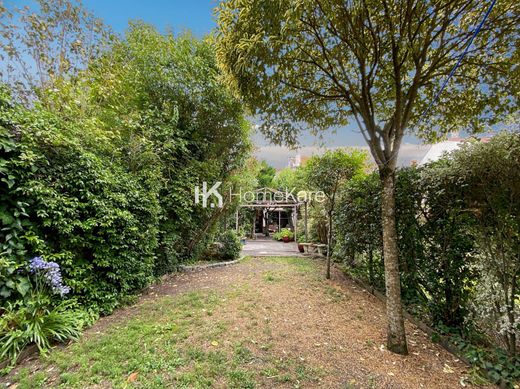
[81,0,219,37]
[5,0,430,167]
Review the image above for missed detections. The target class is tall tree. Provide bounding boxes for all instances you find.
[216,0,519,354]
[305,149,366,279]
[0,0,111,104]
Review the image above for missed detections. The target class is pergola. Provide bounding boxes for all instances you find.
[235,187,308,240]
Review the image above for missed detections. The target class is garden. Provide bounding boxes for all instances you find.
[0,0,519,388]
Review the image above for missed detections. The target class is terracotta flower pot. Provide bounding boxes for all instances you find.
[282,236,290,243]
[298,244,305,253]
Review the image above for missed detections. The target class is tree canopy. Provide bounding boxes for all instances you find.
[217,0,518,161]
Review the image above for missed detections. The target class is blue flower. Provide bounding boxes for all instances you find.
[29,257,71,296]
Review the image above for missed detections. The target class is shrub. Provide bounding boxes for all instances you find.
[336,166,476,327]
[0,298,83,367]
[0,257,83,368]
[0,257,31,304]
[0,24,252,314]
[451,133,520,357]
[334,132,520,384]
[218,230,242,261]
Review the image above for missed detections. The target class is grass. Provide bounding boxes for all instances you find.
[323,285,346,302]
[262,270,284,283]
[264,256,315,274]
[8,257,325,389]
[13,292,222,388]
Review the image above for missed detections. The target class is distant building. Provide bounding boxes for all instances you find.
[288,154,301,168]
[287,154,310,168]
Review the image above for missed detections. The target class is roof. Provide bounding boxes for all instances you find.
[419,140,462,165]
[419,136,492,165]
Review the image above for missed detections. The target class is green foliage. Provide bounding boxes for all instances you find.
[305,149,367,201]
[335,132,520,381]
[0,297,83,367]
[257,161,276,188]
[0,22,251,315]
[447,331,520,387]
[0,93,161,312]
[1,256,96,369]
[304,149,368,276]
[336,163,478,328]
[280,228,294,240]
[415,162,476,328]
[272,228,294,241]
[0,257,31,302]
[272,167,305,193]
[218,230,242,261]
[216,0,517,153]
[0,89,31,260]
[335,172,382,286]
[450,133,520,356]
[216,0,518,352]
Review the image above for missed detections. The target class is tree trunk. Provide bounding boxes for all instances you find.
[506,272,517,356]
[381,171,408,355]
[326,210,333,279]
[368,246,374,286]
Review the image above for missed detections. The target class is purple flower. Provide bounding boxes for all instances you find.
[29,257,71,296]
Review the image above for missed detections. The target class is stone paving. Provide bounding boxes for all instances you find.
[240,235,303,257]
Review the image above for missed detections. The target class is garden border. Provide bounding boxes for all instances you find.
[177,255,247,273]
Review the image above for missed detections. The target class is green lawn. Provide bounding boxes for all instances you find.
[9,258,322,389]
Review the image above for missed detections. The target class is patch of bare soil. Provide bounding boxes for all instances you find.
[175,257,480,388]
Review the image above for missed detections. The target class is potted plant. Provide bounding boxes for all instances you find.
[297,238,305,253]
[279,228,294,243]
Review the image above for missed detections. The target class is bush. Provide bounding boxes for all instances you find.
[0,299,83,367]
[0,257,31,303]
[336,166,476,328]
[280,228,294,240]
[218,230,242,261]
[0,24,252,315]
[0,105,160,313]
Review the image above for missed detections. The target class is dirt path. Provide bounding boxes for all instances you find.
[2,257,482,389]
